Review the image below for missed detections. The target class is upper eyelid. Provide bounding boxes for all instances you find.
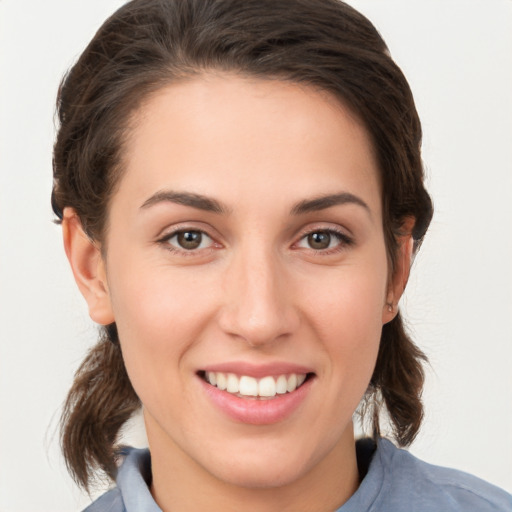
[158,229,218,256]
[156,222,219,241]
[299,227,348,239]
[159,226,209,238]
[165,229,212,240]
[160,229,215,244]
[155,222,353,247]
[292,225,355,251]
[294,224,353,240]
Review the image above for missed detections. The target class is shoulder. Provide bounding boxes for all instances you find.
[370,438,512,511]
[82,488,124,512]
[82,447,160,512]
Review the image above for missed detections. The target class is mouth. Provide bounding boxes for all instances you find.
[197,365,315,424]
[198,370,314,400]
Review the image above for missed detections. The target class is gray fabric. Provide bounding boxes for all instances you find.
[340,439,512,511]
[84,438,512,511]
[84,449,161,512]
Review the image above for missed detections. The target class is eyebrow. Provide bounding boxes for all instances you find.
[140,189,370,217]
[140,190,229,214]
[290,192,370,216]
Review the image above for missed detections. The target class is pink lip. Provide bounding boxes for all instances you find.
[198,369,314,426]
[201,361,314,378]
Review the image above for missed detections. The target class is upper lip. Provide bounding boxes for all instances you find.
[200,361,314,378]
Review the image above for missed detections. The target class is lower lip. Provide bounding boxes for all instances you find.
[199,376,313,425]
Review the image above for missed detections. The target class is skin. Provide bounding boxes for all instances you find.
[63,74,412,512]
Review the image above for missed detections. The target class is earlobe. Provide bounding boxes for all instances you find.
[382,217,415,324]
[62,208,115,325]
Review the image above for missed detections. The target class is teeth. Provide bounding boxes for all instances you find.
[258,376,275,397]
[286,374,297,392]
[216,372,227,390]
[205,371,308,398]
[239,376,258,396]
[226,373,239,393]
[276,375,287,394]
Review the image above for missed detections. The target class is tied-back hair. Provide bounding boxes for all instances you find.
[53,0,433,491]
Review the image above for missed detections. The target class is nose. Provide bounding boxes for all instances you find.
[217,246,299,347]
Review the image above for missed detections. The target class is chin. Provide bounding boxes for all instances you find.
[212,456,309,489]
[198,435,331,490]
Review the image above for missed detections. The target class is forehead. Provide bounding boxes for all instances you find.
[117,73,380,214]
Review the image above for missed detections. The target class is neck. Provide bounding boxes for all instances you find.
[147,417,359,512]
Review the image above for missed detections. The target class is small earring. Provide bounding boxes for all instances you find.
[387,303,393,312]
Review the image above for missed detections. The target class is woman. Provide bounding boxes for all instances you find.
[51,0,512,510]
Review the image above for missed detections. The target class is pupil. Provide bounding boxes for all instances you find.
[178,231,202,249]
[308,231,331,249]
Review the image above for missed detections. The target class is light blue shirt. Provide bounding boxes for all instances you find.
[84,438,512,511]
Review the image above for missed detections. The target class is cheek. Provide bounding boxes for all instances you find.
[300,254,388,380]
[304,259,388,336]
[107,262,217,405]
[109,255,216,335]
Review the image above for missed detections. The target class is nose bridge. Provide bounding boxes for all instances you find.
[220,240,297,346]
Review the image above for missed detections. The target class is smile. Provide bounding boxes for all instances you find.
[203,371,308,399]
[198,363,315,424]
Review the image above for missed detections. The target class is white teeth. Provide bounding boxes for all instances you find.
[216,372,227,390]
[276,375,288,394]
[258,376,276,397]
[226,373,239,393]
[286,374,297,392]
[205,371,308,398]
[239,376,259,396]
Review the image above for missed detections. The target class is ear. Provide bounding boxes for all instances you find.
[62,208,115,325]
[382,216,415,324]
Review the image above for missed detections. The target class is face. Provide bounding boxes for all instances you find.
[76,74,400,490]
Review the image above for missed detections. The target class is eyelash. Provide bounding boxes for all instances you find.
[157,229,218,257]
[294,227,354,255]
[157,226,354,256]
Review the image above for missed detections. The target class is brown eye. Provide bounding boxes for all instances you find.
[176,230,203,250]
[161,228,217,254]
[307,231,332,250]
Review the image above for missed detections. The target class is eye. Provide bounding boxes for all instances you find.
[296,229,352,252]
[306,231,333,250]
[164,230,214,251]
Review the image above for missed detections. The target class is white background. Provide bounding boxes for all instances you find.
[0,1,511,511]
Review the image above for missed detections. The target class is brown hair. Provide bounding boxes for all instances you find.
[53,0,433,491]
